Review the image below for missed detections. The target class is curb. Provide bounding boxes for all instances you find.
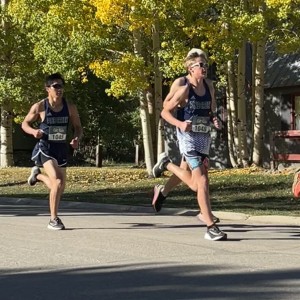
[1,197,300,226]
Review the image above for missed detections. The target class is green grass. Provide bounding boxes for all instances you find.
[1,166,299,217]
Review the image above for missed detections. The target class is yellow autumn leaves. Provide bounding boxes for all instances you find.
[90,0,134,26]
[90,55,150,98]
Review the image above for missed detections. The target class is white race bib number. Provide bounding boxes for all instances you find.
[191,116,211,133]
[48,126,67,142]
[192,124,211,133]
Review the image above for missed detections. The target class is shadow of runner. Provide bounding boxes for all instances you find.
[0,181,27,187]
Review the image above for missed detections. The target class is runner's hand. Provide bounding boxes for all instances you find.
[33,129,44,139]
[212,117,221,130]
[179,121,192,132]
[70,137,79,149]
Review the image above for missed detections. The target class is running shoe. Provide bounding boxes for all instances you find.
[27,166,41,186]
[197,213,220,224]
[292,171,300,197]
[152,152,170,178]
[152,184,166,212]
[204,225,227,241]
[47,217,65,230]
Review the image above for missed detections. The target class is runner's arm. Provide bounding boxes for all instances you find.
[161,85,190,132]
[163,77,188,107]
[21,102,44,138]
[69,104,83,146]
[206,79,220,129]
[206,79,217,114]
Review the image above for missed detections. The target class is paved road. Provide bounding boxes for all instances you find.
[0,198,300,300]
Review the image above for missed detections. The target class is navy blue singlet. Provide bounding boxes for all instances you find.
[31,98,70,167]
[176,80,212,157]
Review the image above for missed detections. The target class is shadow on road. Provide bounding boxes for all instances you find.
[0,264,299,300]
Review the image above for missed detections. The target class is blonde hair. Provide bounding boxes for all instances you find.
[184,48,208,70]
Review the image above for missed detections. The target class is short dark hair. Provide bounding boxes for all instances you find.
[45,73,65,87]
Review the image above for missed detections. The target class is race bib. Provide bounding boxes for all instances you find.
[191,116,211,133]
[48,126,67,142]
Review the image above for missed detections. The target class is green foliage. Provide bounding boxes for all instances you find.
[9,0,109,80]
[266,0,300,53]
[67,74,140,162]
[0,2,43,115]
[3,0,300,166]
[6,0,300,97]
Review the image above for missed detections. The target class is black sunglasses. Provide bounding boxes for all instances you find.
[50,83,64,89]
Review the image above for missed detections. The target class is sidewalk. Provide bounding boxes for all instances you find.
[1,196,300,225]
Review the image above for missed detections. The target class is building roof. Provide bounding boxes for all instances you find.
[265,45,300,88]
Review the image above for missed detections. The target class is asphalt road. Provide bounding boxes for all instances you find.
[0,198,299,300]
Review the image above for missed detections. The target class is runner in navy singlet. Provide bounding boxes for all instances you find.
[152,49,227,241]
[31,97,70,167]
[22,73,83,230]
[151,50,220,225]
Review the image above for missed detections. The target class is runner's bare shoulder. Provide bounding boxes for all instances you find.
[32,99,46,114]
[174,76,189,87]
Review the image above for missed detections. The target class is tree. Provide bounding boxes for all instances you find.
[197,0,300,167]
[252,39,266,165]
[226,59,239,167]
[8,0,300,170]
[67,74,139,163]
[9,0,215,173]
[88,0,174,174]
[9,0,107,80]
[249,0,300,166]
[237,41,249,167]
[0,0,42,167]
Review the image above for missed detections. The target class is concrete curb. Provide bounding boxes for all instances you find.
[1,197,300,226]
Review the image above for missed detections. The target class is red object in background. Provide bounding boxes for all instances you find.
[292,172,300,198]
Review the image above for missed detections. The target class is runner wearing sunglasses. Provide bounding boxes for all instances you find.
[152,49,227,241]
[21,73,83,230]
[152,49,220,224]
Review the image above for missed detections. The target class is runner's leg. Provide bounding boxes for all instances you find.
[42,159,66,219]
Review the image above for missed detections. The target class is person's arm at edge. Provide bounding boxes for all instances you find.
[68,103,83,149]
[206,79,221,129]
[163,77,187,107]
[161,85,190,131]
[21,102,44,139]
[206,79,216,113]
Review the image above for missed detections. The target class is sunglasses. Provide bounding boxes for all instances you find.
[50,83,64,89]
[190,62,209,69]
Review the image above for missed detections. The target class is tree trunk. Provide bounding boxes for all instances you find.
[251,41,257,161]
[146,89,158,161]
[1,0,9,8]
[252,39,265,166]
[152,19,164,158]
[132,26,154,175]
[139,92,154,174]
[0,0,14,167]
[0,103,14,167]
[237,42,249,167]
[226,60,238,167]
